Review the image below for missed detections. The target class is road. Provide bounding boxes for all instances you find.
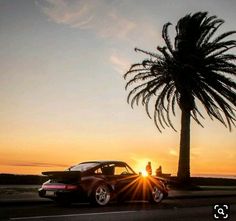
[1,196,236,221]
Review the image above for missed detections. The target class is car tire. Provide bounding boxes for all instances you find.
[149,185,164,204]
[90,183,111,206]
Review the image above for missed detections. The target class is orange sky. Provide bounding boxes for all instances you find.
[0,116,235,175]
[0,0,235,176]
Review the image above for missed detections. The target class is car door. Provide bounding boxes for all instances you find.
[113,163,141,200]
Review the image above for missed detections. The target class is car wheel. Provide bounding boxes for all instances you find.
[149,185,164,204]
[90,183,111,206]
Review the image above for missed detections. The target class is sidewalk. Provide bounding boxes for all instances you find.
[0,187,236,205]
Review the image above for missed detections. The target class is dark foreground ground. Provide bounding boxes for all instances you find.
[0,195,236,221]
[0,176,236,220]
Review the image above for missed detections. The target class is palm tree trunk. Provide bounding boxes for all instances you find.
[177,109,191,183]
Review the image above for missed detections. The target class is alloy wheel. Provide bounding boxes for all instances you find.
[94,184,111,206]
[151,186,164,203]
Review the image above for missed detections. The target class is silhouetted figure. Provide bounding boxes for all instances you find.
[146,162,152,176]
[156,166,162,176]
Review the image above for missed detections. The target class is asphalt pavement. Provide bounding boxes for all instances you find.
[1,188,236,221]
[1,187,236,205]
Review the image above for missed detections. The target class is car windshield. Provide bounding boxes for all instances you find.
[68,162,99,172]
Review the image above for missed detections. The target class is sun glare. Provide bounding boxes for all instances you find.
[133,158,156,177]
[140,170,148,177]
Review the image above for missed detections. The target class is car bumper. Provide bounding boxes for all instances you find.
[38,187,87,202]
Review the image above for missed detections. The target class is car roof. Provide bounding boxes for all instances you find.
[79,160,127,164]
[74,160,136,174]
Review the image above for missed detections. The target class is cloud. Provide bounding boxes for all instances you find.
[169,148,178,156]
[109,52,131,74]
[37,0,136,39]
[1,161,68,168]
[169,147,200,158]
[37,0,96,28]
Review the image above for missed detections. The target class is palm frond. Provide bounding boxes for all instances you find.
[162,22,174,55]
[124,11,236,132]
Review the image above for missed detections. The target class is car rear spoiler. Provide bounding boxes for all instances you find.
[42,171,81,180]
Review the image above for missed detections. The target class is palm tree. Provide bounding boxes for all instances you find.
[124,12,236,183]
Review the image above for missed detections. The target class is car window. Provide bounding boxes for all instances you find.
[114,165,134,175]
[94,167,103,174]
[69,163,99,172]
[100,164,115,175]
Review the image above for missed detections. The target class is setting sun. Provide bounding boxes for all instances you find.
[140,170,148,177]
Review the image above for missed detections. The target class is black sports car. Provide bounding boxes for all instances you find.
[38,160,168,206]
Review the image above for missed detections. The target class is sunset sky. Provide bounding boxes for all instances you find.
[0,0,235,176]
